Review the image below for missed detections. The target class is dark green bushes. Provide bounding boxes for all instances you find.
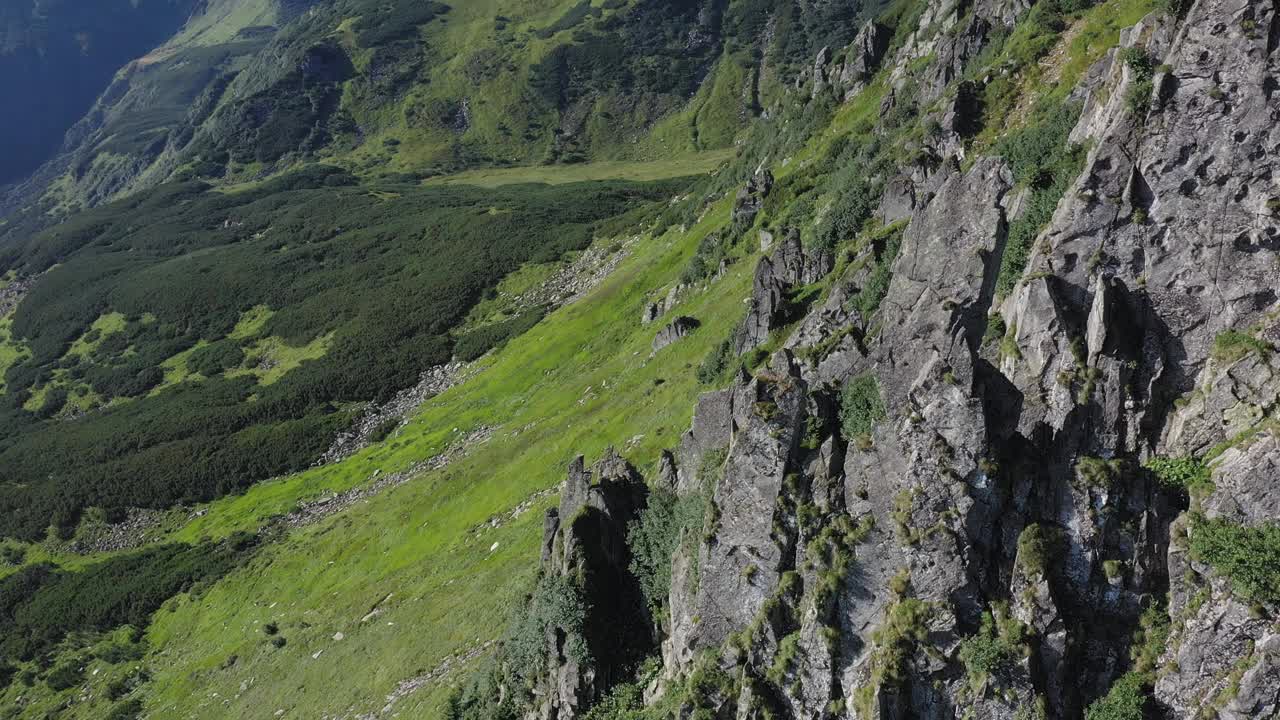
[627,487,706,613]
[0,534,255,663]
[1016,523,1061,575]
[958,609,1021,681]
[814,181,878,251]
[696,339,735,385]
[1144,456,1210,492]
[0,178,681,539]
[104,699,144,720]
[993,103,1085,297]
[443,656,522,720]
[188,340,246,376]
[1121,48,1156,115]
[505,574,590,685]
[453,309,547,362]
[581,681,645,720]
[1189,517,1280,603]
[44,660,84,691]
[0,545,25,565]
[839,374,885,441]
[849,223,905,320]
[526,0,776,125]
[1085,672,1149,720]
[353,1,448,46]
[96,641,145,664]
[536,0,598,38]
[680,232,731,286]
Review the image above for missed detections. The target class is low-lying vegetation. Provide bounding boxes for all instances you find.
[1189,516,1280,603]
[840,374,886,444]
[993,103,1086,297]
[0,534,255,666]
[0,171,686,540]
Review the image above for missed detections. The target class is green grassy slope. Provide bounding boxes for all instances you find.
[0,182,754,719]
[423,150,734,188]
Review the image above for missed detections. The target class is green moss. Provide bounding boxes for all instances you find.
[1085,672,1149,720]
[1130,599,1170,675]
[982,313,1008,347]
[1144,456,1212,495]
[993,103,1086,298]
[848,222,907,320]
[853,597,933,717]
[766,632,801,685]
[580,680,645,720]
[696,338,736,385]
[627,486,707,613]
[1120,47,1156,115]
[958,607,1023,686]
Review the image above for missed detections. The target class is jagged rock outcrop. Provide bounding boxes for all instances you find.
[735,230,833,354]
[1158,433,1280,718]
[668,353,809,659]
[735,253,791,354]
[533,450,653,720]
[653,316,700,353]
[524,2,1280,719]
[641,284,689,325]
[733,169,775,228]
[838,22,891,100]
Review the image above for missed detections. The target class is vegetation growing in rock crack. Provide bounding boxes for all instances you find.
[840,373,886,443]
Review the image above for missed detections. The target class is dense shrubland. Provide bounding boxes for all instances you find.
[0,534,256,666]
[0,170,687,540]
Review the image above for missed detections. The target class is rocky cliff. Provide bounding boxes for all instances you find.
[454,0,1280,718]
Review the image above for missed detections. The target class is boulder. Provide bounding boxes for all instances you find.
[652,316,700,352]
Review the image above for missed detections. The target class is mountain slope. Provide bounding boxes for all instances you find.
[442,0,1280,717]
[2,0,1279,718]
[3,0,838,223]
[0,0,201,186]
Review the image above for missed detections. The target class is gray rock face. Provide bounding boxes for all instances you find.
[877,174,916,224]
[534,450,651,720]
[531,2,1280,719]
[652,316,700,353]
[871,156,1012,409]
[735,254,790,355]
[811,45,833,99]
[1202,434,1280,525]
[733,169,775,228]
[734,230,833,355]
[641,283,688,325]
[641,302,660,325]
[838,22,891,100]
[771,228,834,287]
[665,351,809,670]
[675,384,738,495]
